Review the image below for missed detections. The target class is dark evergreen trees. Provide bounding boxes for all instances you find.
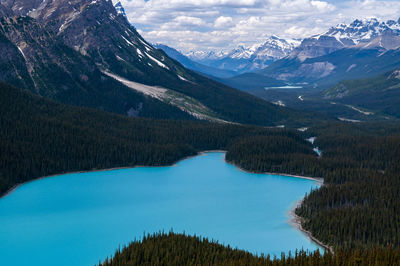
[0,82,309,196]
[226,120,400,250]
[99,232,400,266]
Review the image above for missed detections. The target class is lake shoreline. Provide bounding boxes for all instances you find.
[0,150,226,199]
[1,150,330,256]
[288,200,335,254]
[224,157,330,253]
[225,158,324,185]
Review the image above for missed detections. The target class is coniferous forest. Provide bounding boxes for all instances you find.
[101,121,400,264]
[3,81,400,265]
[99,232,400,266]
[227,121,400,251]
[0,82,312,196]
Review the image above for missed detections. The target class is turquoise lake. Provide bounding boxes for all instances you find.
[0,152,321,266]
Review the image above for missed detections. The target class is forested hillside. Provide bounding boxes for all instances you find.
[227,121,400,250]
[226,135,317,175]
[99,232,400,266]
[0,82,313,196]
[323,69,400,118]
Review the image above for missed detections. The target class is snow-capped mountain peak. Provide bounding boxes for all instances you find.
[185,35,298,73]
[228,45,253,59]
[185,50,228,61]
[253,35,298,59]
[316,17,400,45]
[291,17,400,61]
[114,1,127,19]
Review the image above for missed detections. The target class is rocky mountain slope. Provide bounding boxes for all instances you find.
[0,0,315,127]
[0,7,190,119]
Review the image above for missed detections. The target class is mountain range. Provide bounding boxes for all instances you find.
[184,35,300,74]
[158,17,400,92]
[153,43,237,78]
[184,17,400,71]
[289,17,400,61]
[0,0,317,127]
[229,17,400,90]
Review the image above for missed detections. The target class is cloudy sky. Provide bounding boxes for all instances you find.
[116,0,400,53]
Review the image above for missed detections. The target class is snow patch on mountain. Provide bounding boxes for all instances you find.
[145,52,169,70]
[136,48,144,58]
[121,35,134,47]
[388,69,400,79]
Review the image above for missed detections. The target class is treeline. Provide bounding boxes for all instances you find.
[297,131,400,250]
[0,82,310,196]
[99,232,400,266]
[225,135,319,176]
[227,120,400,250]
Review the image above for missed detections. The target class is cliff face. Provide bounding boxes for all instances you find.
[0,0,194,119]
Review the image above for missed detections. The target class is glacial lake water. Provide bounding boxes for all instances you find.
[265,85,303,90]
[0,152,321,266]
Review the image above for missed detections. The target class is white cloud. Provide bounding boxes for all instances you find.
[117,0,400,52]
[174,16,206,26]
[214,16,233,27]
[310,1,336,11]
[284,26,322,37]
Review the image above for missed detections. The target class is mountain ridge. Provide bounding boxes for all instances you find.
[0,0,318,127]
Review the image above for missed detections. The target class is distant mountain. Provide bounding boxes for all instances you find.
[250,36,300,67]
[290,18,400,61]
[261,47,400,87]
[153,44,236,78]
[0,0,315,127]
[252,18,400,88]
[186,50,228,61]
[155,42,293,93]
[184,17,400,81]
[185,36,299,74]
